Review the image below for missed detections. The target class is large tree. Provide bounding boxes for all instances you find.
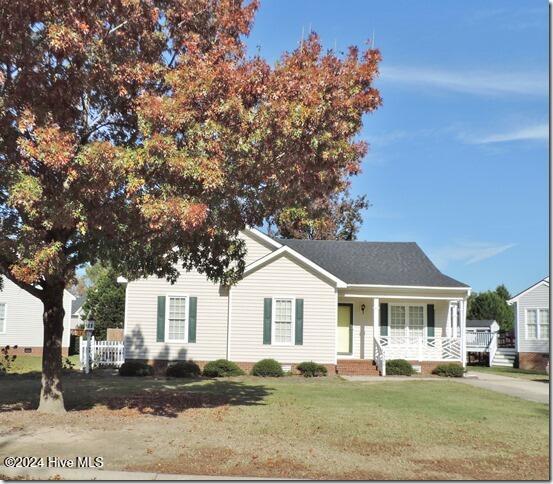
[0,0,381,412]
[467,285,514,331]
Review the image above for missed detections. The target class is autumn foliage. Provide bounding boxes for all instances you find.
[0,0,381,411]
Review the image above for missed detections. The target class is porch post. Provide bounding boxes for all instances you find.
[373,297,380,338]
[460,299,467,367]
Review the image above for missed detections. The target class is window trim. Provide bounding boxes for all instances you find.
[525,308,549,340]
[165,294,189,343]
[389,303,427,338]
[271,296,296,346]
[0,302,6,334]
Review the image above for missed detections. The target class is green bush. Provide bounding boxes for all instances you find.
[432,363,465,378]
[296,361,328,377]
[251,358,284,377]
[386,359,414,376]
[166,361,201,378]
[119,361,153,377]
[203,359,245,377]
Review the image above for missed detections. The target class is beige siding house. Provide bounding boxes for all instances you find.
[124,228,471,375]
[0,276,74,355]
[508,277,550,371]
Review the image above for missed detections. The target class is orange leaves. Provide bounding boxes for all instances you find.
[140,196,208,232]
[10,242,64,285]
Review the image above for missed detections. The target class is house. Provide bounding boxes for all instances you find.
[508,276,550,371]
[70,295,86,330]
[0,276,74,355]
[123,228,471,375]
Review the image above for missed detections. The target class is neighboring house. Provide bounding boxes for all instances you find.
[0,276,74,355]
[123,228,471,375]
[71,295,86,330]
[508,277,550,371]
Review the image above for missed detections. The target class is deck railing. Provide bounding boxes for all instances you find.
[466,331,494,349]
[377,336,462,361]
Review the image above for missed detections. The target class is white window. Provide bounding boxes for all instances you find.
[166,296,188,342]
[0,303,6,334]
[273,298,294,345]
[390,304,426,340]
[527,308,549,340]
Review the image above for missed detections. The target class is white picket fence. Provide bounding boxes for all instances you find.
[79,336,125,368]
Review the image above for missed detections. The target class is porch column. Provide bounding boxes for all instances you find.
[445,302,452,337]
[459,299,467,367]
[373,297,380,339]
[452,302,458,338]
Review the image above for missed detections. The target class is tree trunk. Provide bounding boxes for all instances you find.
[38,284,66,414]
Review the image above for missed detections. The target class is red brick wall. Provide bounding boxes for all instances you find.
[519,352,549,371]
[407,360,461,375]
[3,346,69,357]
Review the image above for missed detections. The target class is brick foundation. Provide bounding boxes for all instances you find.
[3,346,69,357]
[518,352,549,371]
[127,358,337,376]
[407,360,456,375]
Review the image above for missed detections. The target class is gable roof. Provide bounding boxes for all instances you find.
[71,295,86,315]
[507,276,549,304]
[274,239,469,288]
[466,319,497,328]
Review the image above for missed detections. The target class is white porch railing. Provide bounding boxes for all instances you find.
[378,336,462,362]
[79,337,125,368]
[374,338,386,376]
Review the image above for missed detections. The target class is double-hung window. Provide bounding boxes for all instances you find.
[390,304,426,341]
[0,303,6,334]
[273,298,294,345]
[166,296,188,342]
[527,308,549,340]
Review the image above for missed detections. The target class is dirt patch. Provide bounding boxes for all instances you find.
[412,454,550,480]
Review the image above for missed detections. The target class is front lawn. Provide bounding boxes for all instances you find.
[469,365,549,382]
[0,373,548,479]
[4,355,80,374]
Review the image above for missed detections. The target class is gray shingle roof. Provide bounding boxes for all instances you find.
[275,239,468,288]
[466,319,496,328]
[71,295,86,314]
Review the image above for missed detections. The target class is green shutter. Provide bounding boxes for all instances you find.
[157,296,166,342]
[188,297,197,343]
[295,299,304,345]
[263,298,272,345]
[380,303,388,336]
[427,304,435,337]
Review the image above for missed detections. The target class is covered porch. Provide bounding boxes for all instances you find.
[337,287,469,376]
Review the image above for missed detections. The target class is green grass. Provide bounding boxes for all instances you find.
[468,365,548,381]
[0,373,548,479]
[5,355,80,374]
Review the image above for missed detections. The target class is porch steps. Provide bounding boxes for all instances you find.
[336,359,380,376]
[492,348,516,368]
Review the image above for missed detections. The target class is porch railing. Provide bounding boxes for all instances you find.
[374,338,386,376]
[378,336,462,362]
[466,331,494,349]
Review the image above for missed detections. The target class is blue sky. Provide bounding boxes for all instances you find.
[247,0,549,294]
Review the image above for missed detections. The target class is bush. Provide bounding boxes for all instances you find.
[166,361,201,378]
[386,359,414,376]
[119,361,153,377]
[251,359,284,377]
[296,361,328,377]
[432,363,465,378]
[203,359,245,377]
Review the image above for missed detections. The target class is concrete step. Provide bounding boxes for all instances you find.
[492,361,515,367]
[495,348,517,355]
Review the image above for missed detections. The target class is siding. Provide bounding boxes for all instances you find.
[124,268,228,361]
[0,277,72,349]
[238,230,275,266]
[230,252,337,364]
[516,282,550,353]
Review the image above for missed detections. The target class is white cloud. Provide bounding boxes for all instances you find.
[469,123,548,144]
[379,66,547,97]
[432,241,517,268]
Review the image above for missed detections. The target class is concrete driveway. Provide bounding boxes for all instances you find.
[462,371,549,404]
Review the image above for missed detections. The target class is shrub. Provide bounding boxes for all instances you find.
[203,359,245,377]
[119,361,153,377]
[251,358,284,377]
[432,363,465,378]
[296,361,328,377]
[386,359,414,376]
[0,345,18,375]
[166,361,201,378]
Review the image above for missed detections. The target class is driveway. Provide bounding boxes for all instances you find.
[462,371,549,404]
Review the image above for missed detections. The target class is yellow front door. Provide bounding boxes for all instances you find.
[337,304,352,354]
